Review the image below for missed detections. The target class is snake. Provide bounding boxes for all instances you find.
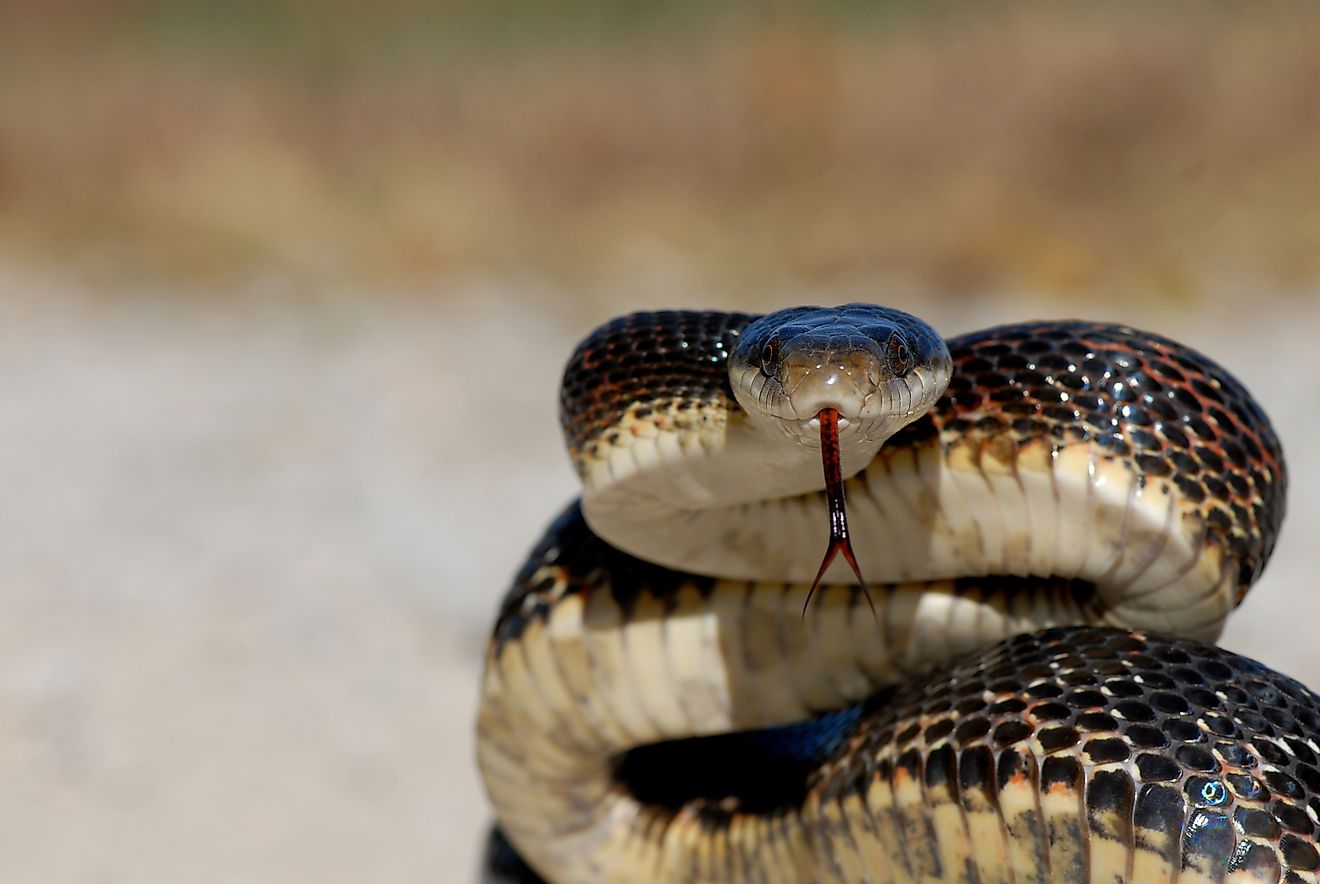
[475,305,1316,883]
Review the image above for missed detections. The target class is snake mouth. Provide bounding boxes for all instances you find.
[807,412,851,432]
[788,411,854,444]
[783,402,883,444]
[779,406,906,450]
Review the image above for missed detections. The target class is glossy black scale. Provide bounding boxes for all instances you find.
[813,627,1320,878]
[559,310,753,462]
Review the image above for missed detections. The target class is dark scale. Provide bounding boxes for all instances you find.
[489,502,721,652]
[1182,806,1236,878]
[888,320,1288,603]
[804,628,1320,879]
[1115,699,1157,723]
[558,310,755,468]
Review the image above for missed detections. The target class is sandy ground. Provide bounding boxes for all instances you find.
[2,270,1317,882]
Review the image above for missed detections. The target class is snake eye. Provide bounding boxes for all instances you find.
[760,339,780,377]
[887,334,913,377]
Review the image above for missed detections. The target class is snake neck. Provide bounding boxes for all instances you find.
[578,404,885,569]
[581,416,1237,643]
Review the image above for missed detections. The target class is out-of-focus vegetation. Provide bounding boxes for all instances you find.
[3,1,1319,298]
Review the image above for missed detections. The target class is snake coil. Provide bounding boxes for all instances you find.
[478,307,1316,884]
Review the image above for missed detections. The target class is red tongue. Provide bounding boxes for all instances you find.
[804,408,874,618]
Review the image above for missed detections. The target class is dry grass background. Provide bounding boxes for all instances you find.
[4,2,1320,297]
[3,3,1320,881]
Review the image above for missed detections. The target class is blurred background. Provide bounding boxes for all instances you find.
[4,2,1319,881]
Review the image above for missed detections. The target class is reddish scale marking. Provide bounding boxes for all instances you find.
[559,310,752,470]
[895,321,1285,599]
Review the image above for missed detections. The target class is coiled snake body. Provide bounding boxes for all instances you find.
[477,306,1315,883]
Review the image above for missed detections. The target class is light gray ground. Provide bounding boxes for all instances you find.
[2,270,1316,882]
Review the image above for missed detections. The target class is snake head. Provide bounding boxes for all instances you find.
[729,304,953,447]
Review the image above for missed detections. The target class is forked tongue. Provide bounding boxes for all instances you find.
[804,407,875,618]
